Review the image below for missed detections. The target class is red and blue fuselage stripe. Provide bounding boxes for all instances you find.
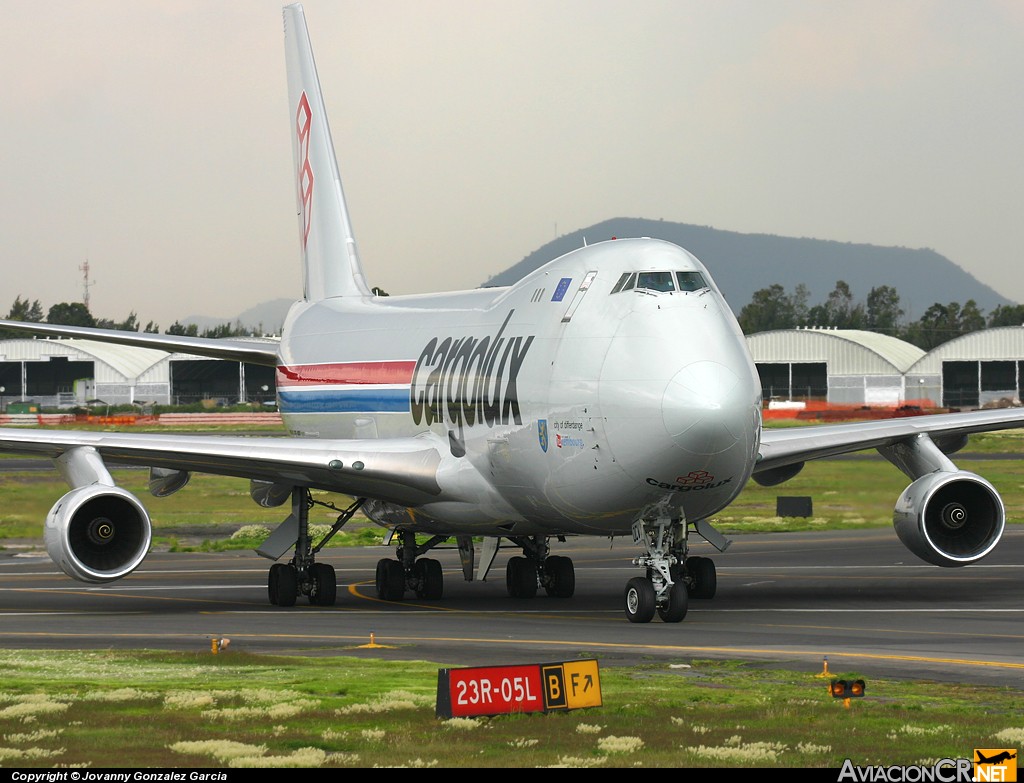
[276,361,415,414]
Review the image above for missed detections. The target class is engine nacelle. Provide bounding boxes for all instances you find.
[893,471,1004,567]
[44,485,153,584]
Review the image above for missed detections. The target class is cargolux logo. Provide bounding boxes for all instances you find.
[646,472,733,493]
[410,310,534,438]
[296,92,314,247]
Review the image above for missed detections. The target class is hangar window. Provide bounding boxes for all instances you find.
[756,362,827,401]
[981,361,1015,392]
[942,361,979,408]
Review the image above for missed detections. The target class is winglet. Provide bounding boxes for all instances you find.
[283,3,372,301]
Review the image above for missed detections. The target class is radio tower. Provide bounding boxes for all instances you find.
[79,260,95,312]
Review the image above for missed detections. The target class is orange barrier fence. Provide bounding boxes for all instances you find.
[1,412,283,427]
[764,399,941,421]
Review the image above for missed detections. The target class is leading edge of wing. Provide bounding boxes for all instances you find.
[0,320,280,367]
[0,428,442,507]
[756,408,1024,472]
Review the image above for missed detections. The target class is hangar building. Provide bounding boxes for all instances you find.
[0,337,278,408]
[747,327,926,406]
[904,326,1024,409]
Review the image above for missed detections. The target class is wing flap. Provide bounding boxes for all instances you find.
[0,429,442,507]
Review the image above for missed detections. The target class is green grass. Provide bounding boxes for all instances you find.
[0,650,1019,768]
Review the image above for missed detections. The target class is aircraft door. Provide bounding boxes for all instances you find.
[561,271,597,323]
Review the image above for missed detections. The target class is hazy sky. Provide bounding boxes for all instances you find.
[3,0,1022,328]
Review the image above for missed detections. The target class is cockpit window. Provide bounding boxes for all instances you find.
[636,271,675,292]
[610,270,707,295]
[676,271,708,292]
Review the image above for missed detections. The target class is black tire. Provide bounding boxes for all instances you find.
[309,562,337,606]
[657,579,688,623]
[506,556,538,599]
[375,558,405,601]
[688,556,717,599]
[624,577,656,623]
[276,564,298,607]
[544,555,575,598]
[267,562,284,605]
[414,558,444,600]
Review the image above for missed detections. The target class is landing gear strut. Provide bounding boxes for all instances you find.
[624,517,717,623]
[266,488,365,607]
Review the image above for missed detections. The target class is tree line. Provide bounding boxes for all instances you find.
[0,296,272,340]
[2,284,1021,352]
[0,288,393,342]
[737,281,1024,350]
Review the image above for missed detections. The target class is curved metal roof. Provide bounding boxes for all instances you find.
[907,326,1024,372]
[747,328,925,374]
[0,338,170,379]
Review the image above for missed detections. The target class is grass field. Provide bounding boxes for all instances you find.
[0,650,1021,769]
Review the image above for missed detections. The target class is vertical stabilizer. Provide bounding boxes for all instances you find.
[283,3,371,300]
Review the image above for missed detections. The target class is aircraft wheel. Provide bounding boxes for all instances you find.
[268,563,284,606]
[506,556,538,599]
[657,579,688,623]
[624,577,656,623]
[274,564,298,607]
[687,556,717,599]
[544,555,575,598]
[309,562,337,606]
[414,558,444,600]
[375,558,405,601]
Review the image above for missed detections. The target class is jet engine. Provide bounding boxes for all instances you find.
[44,485,153,583]
[892,471,1004,567]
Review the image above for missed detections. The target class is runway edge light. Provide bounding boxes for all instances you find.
[829,678,866,706]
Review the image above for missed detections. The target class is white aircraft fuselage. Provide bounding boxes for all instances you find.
[278,238,761,536]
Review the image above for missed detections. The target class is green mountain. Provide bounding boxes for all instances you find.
[483,218,1014,317]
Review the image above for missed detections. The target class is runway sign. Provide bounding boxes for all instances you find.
[436,659,602,718]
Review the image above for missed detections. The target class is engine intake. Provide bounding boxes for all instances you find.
[44,485,153,583]
[893,471,1004,567]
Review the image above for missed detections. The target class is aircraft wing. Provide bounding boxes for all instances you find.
[756,408,1024,479]
[0,428,442,507]
[0,319,280,366]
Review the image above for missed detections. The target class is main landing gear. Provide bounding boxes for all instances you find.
[374,529,450,601]
[625,517,717,623]
[264,488,365,607]
[504,535,576,599]
[371,533,577,602]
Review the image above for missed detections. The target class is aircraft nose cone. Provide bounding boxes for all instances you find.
[662,360,748,455]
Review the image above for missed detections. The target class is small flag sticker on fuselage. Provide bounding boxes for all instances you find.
[551,278,572,302]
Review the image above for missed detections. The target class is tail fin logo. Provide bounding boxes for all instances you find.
[296,91,314,248]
